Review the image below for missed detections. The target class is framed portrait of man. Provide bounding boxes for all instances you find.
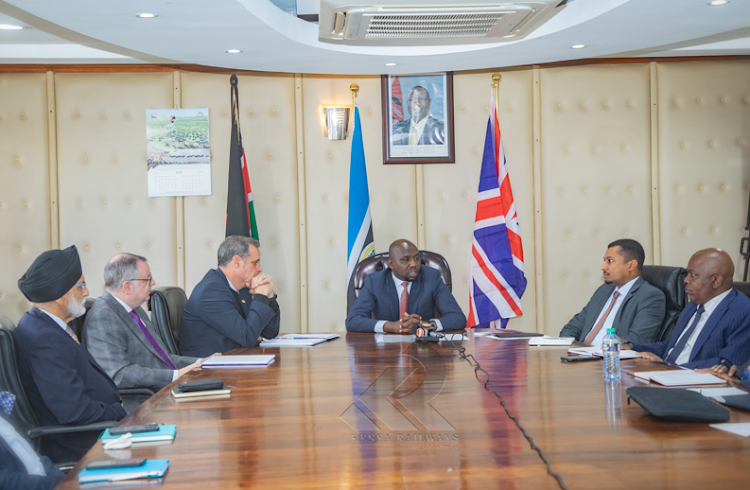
[381,72,455,164]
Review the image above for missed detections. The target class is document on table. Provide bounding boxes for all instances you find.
[528,336,575,346]
[259,338,326,347]
[689,387,749,398]
[629,370,725,386]
[568,346,640,359]
[279,333,340,341]
[203,355,275,367]
[709,423,750,437]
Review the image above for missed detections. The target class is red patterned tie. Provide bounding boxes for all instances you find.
[399,282,409,319]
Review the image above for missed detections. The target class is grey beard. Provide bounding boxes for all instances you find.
[67,295,86,318]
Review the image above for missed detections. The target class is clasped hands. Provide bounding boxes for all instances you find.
[383,313,432,335]
[247,273,274,297]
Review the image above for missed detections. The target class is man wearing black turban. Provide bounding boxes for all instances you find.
[13,246,126,463]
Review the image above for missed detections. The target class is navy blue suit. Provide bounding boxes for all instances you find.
[0,411,62,490]
[632,289,750,369]
[346,267,466,332]
[13,309,126,463]
[179,268,281,357]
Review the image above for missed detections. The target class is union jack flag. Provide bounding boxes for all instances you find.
[467,90,526,328]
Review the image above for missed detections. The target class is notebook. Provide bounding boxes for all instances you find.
[202,355,275,367]
[568,346,640,359]
[528,336,575,346]
[279,333,340,341]
[171,384,231,399]
[488,331,545,340]
[629,370,725,386]
[259,338,326,347]
[78,459,169,483]
[100,425,176,443]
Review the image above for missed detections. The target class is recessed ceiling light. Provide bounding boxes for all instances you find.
[136,13,157,18]
[385,63,397,66]
[0,24,25,30]
[708,0,728,5]
[571,44,586,49]
[226,49,242,54]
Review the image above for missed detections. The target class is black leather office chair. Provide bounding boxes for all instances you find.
[0,325,115,460]
[346,251,452,313]
[732,281,750,299]
[641,265,688,342]
[148,286,187,356]
[0,315,16,331]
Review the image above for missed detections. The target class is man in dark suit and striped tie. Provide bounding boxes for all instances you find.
[622,248,750,369]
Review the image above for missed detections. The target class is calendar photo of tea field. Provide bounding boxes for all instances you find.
[146,108,210,169]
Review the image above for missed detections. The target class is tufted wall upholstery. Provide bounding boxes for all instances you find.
[180,72,301,334]
[540,64,654,334]
[1,61,749,336]
[0,74,50,320]
[656,61,750,274]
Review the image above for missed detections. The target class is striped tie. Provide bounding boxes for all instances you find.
[65,326,80,344]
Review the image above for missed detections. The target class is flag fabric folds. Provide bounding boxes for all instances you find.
[226,74,259,239]
[346,107,375,306]
[391,76,404,122]
[467,90,526,328]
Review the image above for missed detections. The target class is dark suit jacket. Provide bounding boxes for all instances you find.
[12,308,126,463]
[179,268,281,357]
[83,292,198,412]
[632,288,750,369]
[559,277,666,343]
[0,411,62,490]
[345,267,466,332]
[392,115,445,146]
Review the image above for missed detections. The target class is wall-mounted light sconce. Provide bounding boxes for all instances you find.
[322,106,351,140]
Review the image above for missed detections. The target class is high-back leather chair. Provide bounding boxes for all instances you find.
[0,316,16,331]
[347,251,452,313]
[732,281,750,299]
[148,286,187,356]
[641,265,688,342]
[0,326,115,458]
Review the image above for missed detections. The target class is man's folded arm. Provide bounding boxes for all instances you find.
[345,280,379,332]
[197,283,276,347]
[559,304,589,340]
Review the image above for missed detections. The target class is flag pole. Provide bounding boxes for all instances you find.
[350,83,359,108]
[492,73,501,114]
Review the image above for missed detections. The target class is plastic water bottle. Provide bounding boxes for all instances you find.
[602,327,621,382]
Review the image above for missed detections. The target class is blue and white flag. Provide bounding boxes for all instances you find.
[346,107,375,305]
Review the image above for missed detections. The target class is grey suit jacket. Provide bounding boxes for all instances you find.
[559,276,666,344]
[83,292,198,411]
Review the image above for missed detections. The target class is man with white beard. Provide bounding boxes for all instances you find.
[13,246,126,463]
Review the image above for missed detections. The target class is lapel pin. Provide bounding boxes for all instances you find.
[242,299,246,303]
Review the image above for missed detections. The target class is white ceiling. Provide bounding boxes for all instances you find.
[0,0,749,74]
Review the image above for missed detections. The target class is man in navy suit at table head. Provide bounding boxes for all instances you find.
[622,248,750,370]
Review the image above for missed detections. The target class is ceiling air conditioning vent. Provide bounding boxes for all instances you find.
[319,2,565,46]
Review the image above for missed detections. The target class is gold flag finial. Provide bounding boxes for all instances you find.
[350,83,359,106]
[492,73,501,88]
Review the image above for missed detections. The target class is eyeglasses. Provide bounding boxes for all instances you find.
[127,276,153,283]
[73,282,87,289]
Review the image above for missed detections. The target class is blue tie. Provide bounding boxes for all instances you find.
[665,305,705,363]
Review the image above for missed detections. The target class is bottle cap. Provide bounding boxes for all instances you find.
[606,328,615,333]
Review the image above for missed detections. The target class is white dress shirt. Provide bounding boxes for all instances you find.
[112,294,179,381]
[670,288,732,365]
[374,273,444,333]
[588,277,639,346]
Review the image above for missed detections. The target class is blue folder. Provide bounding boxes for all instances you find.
[78,459,169,483]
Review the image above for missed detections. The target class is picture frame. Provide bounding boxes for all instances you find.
[381,72,455,165]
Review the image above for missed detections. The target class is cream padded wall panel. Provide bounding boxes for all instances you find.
[56,73,177,298]
[0,74,50,323]
[181,73,300,334]
[540,64,652,335]
[657,61,750,277]
[424,69,536,331]
[303,75,418,332]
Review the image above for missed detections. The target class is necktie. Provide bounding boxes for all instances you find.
[399,282,409,319]
[129,310,176,370]
[65,326,80,344]
[409,125,419,145]
[665,305,705,363]
[584,291,621,345]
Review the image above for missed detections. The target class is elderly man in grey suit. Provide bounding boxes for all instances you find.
[559,239,666,345]
[84,254,212,412]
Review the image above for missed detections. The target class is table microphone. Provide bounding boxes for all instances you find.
[412,323,441,343]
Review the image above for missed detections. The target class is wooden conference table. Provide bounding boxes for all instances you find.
[57,331,750,489]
